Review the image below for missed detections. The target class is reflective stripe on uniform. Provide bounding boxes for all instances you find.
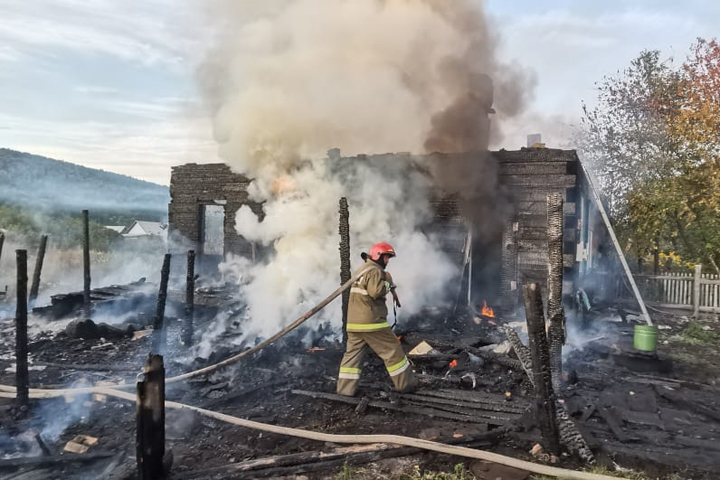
[346,322,390,331]
[338,372,360,380]
[350,287,369,295]
[387,357,410,376]
[340,366,361,374]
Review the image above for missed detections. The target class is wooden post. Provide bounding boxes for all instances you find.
[0,232,4,292]
[693,264,702,318]
[28,235,48,308]
[136,354,166,479]
[82,210,91,319]
[182,250,195,346]
[152,254,172,352]
[579,163,652,325]
[338,198,351,345]
[15,250,29,409]
[546,193,565,393]
[653,244,660,276]
[523,283,560,454]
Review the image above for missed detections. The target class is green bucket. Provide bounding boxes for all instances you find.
[634,325,658,352]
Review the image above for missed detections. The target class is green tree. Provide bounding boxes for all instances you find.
[578,40,720,273]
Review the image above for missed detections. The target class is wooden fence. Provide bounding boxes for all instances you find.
[630,265,720,314]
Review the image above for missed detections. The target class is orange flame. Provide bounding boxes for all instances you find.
[449,359,458,368]
[481,300,495,318]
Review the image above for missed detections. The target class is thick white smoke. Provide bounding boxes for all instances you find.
[198,0,532,339]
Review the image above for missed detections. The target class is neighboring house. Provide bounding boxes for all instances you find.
[122,220,168,240]
[104,225,125,234]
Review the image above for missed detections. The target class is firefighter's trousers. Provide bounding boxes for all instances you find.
[336,327,416,396]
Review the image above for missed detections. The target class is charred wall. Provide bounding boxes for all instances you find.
[494,147,581,310]
[168,148,583,304]
[168,163,263,273]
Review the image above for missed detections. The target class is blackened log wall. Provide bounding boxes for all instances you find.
[495,148,580,309]
[168,148,583,309]
[168,163,263,260]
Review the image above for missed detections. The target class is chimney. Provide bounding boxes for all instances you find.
[527,134,545,148]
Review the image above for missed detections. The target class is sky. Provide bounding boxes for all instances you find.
[0,0,718,185]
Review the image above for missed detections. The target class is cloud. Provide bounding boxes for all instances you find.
[73,86,120,95]
[487,1,719,147]
[0,0,205,70]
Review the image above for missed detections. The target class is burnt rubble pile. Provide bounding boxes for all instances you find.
[1,276,720,479]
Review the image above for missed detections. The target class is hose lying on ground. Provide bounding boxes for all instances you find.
[0,266,628,478]
[0,385,625,480]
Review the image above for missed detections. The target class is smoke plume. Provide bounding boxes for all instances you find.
[198,0,534,338]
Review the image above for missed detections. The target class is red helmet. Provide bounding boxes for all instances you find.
[368,242,396,261]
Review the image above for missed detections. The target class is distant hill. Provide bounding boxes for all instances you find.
[0,148,169,217]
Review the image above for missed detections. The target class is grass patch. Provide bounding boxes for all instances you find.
[335,462,365,480]
[335,463,473,480]
[530,465,649,479]
[680,321,718,345]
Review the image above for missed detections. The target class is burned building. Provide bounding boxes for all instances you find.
[168,163,263,274]
[168,146,603,312]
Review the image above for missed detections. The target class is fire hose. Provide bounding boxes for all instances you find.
[0,385,625,480]
[0,266,627,479]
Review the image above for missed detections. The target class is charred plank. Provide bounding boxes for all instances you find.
[291,389,490,425]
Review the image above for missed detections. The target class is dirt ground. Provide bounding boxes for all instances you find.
[1,296,720,480]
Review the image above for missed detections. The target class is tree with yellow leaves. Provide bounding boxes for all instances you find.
[580,39,720,274]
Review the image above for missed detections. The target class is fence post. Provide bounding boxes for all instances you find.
[28,235,48,308]
[82,210,91,319]
[15,250,29,410]
[693,264,702,318]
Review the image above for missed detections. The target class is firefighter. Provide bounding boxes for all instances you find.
[337,242,417,396]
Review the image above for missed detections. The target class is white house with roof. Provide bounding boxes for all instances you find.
[122,220,168,240]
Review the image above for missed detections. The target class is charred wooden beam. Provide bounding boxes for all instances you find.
[596,406,632,443]
[504,327,533,380]
[152,254,172,352]
[136,354,166,480]
[182,250,195,346]
[34,433,53,456]
[655,386,720,424]
[82,210,91,319]
[34,361,139,372]
[291,389,493,425]
[400,395,518,421]
[500,218,519,309]
[546,193,565,392]
[523,283,560,454]
[339,197,351,345]
[505,322,596,463]
[408,391,529,414]
[0,231,4,270]
[28,234,48,308]
[0,451,115,470]
[15,249,29,409]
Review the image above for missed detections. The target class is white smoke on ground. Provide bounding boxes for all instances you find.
[562,313,624,361]
[198,0,534,339]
